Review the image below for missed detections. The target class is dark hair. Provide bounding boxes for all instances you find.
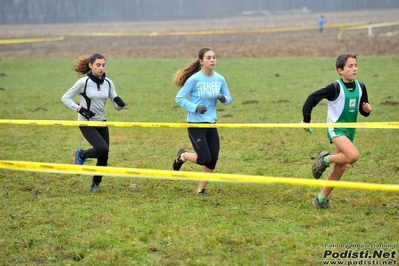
[336,54,356,70]
[72,53,106,75]
[172,47,214,88]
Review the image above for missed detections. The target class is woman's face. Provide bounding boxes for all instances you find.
[200,50,216,71]
[89,58,106,78]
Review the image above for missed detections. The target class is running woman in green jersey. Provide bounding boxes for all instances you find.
[301,54,373,209]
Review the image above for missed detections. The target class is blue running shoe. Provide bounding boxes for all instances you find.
[73,149,86,165]
[90,183,100,192]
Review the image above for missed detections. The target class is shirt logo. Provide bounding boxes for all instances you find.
[197,81,222,98]
[349,99,357,112]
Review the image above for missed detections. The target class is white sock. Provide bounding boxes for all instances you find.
[180,153,186,162]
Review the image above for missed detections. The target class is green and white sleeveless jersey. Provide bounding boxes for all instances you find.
[326,79,362,142]
[302,78,370,142]
[327,79,362,124]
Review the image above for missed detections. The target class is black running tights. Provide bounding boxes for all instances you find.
[188,127,220,170]
[79,126,109,185]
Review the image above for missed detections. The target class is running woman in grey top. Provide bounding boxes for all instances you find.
[61,53,126,192]
[301,54,373,209]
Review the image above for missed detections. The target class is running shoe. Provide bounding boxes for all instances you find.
[311,150,330,179]
[173,148,186,171]
[90,183,100,192]
[197,189,206,196]
[312,197,332,209]
[73,149,86,165]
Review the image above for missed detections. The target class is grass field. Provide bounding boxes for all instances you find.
[0,56,398,265]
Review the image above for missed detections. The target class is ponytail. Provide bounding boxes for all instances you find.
[72,53,106,75]
[172,47,213,88]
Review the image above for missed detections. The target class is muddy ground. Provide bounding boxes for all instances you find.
[0,8,398,58]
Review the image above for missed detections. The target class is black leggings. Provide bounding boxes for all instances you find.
[79,126,109,185]
[188,127,220,170]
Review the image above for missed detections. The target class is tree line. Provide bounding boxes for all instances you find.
[1,0,398,24]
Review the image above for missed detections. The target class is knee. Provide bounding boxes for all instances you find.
[95,146,109,158]
[198,157,218,170]
[346,152,359,164]
[196,155,212,166]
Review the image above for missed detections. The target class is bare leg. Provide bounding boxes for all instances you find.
[182,152,197,164]
[197,166,214,191]
[320,163,346,197]
[182,152,214,192]
[319,136,359,197]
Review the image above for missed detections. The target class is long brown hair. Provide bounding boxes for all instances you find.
[172,47,213,88]
[72,53,106,75]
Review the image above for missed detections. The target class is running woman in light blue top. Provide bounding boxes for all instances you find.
[172,47,232,195]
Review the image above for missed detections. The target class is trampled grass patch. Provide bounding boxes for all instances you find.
[0,56,398,265]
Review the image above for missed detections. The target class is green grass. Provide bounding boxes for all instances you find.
[0,56,398,265]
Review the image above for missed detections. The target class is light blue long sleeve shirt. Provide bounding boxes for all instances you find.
[175,70,232,123]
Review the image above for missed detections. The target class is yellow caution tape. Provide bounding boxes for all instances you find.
[66,22,367,37]
[0,36,64,45]
[0,21,370,44]
[0,119,399,129]
[345,21,399,30]
[0,160,398,192]
[338,21,399,39]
